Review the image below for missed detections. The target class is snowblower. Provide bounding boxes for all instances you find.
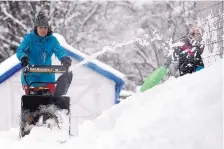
[19,65,73,138]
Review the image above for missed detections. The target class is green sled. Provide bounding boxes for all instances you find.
[140,66,168,92]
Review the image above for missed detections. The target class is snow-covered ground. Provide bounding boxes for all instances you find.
[0,59,223,149]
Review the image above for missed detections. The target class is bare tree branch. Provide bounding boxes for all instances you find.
[81,3,99,31]
[116,1,135,12]
[1,4,29,32]
[0,30,23,41]
[134,45,148,63]
[134,63,143,81]
[64,2,78,25]
[27,2,35,27]
[0,48,10,58]
[135,43,149,59]
[103,1,109,18]
[65,12,80,26]
[49,1,56,19]
[0,35,20,47]
[134,43,157,69]
[135,50,156,69]
[151,42,160,67]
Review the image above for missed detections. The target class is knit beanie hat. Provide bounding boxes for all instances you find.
[34,11,49,27]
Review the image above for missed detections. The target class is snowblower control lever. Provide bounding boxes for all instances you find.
[24,65,67,73]
[23,65,69,95]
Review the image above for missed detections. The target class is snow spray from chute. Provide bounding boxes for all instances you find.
[69,37,149,72]
[67,36,166,93]
[67,35,167,93]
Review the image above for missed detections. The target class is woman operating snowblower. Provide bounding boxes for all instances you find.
[16,11,72,93]
[16,11,72,137]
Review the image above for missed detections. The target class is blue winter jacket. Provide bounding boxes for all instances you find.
[16,31,67,87]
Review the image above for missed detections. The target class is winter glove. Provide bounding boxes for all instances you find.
[21,56,29,68]
[61,56,72,69]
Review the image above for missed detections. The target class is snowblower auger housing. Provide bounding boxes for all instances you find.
[20,65,73,138]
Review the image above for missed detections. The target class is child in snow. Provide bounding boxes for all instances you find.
[164,25,205,76]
